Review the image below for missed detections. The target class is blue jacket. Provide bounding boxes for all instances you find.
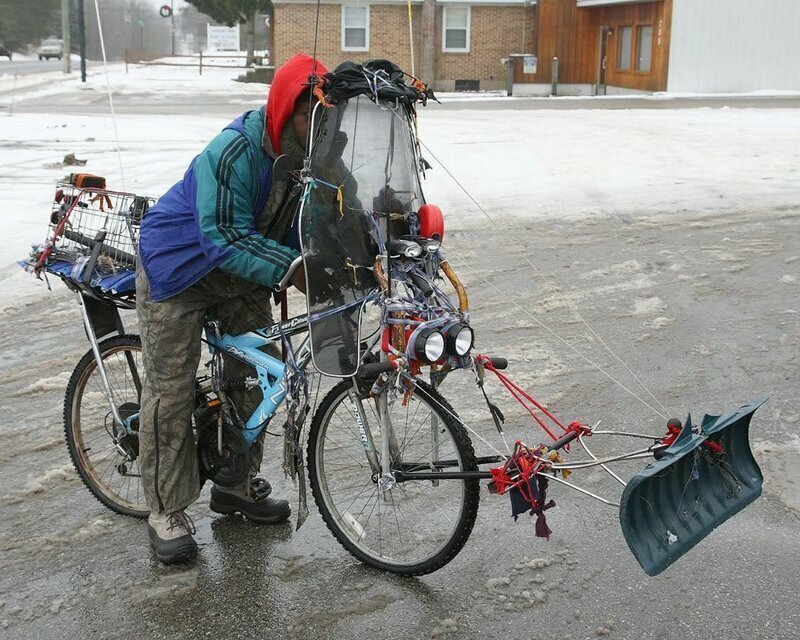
[139,107,298,301]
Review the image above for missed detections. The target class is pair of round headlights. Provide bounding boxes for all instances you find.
[411,323,474,363]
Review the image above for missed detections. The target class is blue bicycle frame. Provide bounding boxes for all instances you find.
[204,313,314,445]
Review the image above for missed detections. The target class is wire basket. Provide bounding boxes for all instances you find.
[36,181,153,275]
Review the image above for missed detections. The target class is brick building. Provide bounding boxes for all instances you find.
[272,0,534,91]
[274,0,800,95]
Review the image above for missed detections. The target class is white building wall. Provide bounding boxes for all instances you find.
[668,0,800,93]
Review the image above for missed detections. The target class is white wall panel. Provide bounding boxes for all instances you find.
[668,0,800,92]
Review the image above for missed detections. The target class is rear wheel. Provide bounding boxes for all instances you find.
[308,378,480,575]
[64,334,148,518]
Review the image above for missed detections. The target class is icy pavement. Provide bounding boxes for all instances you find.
[1,207,798,639]
[0,67,799,638]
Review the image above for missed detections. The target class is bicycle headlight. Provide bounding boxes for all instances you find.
[403,244,423,259]
[446,323,474,356]
[412,328,445,363]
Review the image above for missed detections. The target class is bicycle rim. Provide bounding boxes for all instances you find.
[310,380,478,572]
[68,339,147,516]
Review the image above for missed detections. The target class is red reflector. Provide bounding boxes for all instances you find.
[418,204,444,241]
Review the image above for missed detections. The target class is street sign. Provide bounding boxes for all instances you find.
[207,24,240,52]
[160,5,172,18]
[124,14,131,23]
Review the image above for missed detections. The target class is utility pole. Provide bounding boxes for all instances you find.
[421,0,435,87]
[78,0,87,82]
[61,0,72,73]
[171,0,176,55]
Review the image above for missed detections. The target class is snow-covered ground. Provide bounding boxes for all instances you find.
[2,63,798,319]
[2,84,799,270]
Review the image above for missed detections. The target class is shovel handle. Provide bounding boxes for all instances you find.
[548,429,580,451]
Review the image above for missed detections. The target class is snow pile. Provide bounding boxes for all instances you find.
[14,371,72,397]
[22,463,77,496]
[0,61,264,105]
[632,296,665,316]
[418,106,800,223]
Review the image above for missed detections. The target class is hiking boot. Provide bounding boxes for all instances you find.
[148,510,197,564]
[210,477,291,524]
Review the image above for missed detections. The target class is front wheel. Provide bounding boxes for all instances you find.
[308,378,480,575]
[64,334,148,518]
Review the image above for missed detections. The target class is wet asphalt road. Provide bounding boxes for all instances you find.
[1,203,798,639]
[0,59,65,77]
[3,81,800,117]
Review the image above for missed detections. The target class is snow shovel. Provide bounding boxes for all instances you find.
[619,397,767,576]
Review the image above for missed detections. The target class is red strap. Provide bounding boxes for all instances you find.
[477,354,568,442]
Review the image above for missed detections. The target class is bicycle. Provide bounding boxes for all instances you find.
[25,65,766,578]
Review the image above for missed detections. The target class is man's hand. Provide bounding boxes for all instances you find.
[290,262,307,294]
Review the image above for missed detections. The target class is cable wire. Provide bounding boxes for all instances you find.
[419,140,672,420]
[92,0,126,190]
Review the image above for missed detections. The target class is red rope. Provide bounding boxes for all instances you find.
[477,354,569,443]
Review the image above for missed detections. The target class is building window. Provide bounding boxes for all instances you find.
[443,6,470,53]
[636,25,653,72]
[342,5,369,51]
[617,26,632,71]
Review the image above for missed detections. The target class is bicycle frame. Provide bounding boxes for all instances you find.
[203,313,313,445]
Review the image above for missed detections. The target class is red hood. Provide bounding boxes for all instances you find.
[266,53,328,155]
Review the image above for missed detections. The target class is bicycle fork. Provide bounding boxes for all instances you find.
[348,380,401,501]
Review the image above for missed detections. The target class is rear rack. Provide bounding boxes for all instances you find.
[22,177,153,309]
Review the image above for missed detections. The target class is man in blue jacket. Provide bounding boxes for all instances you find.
[136,53,325,564]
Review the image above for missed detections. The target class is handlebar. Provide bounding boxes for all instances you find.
[274,255,304,292]
[357,360,396,378]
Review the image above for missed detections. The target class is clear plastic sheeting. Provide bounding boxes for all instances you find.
[300,96,424,376]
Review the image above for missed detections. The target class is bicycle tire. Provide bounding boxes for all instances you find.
[64,334,148,518]
[308,378,480,575]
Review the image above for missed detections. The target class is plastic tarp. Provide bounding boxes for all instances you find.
[300,96,423,376]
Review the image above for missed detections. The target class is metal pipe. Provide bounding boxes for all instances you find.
[592,429,662,440]
[543,473,620,508]
[76,293,124,428]
[550,448,656,470]
[579,435,627,487]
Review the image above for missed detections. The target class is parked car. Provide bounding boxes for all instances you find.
[0,42,12,60]
[37,38,63,61]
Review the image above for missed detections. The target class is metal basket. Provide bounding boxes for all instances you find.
[37,181,153,275]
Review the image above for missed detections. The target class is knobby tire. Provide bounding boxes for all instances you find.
[308,378,480,575]
[64,334,148,519]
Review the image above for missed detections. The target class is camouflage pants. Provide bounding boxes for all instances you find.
[136,265,279,514]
